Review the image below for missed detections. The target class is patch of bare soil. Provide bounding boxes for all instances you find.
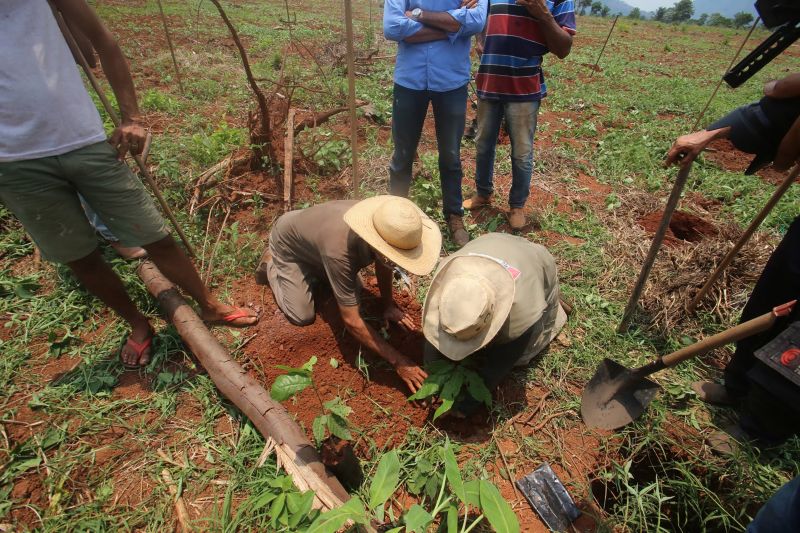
[638,209,718,247]
[705,139,791,186]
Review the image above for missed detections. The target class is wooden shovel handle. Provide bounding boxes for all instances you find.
[661,300,796,367]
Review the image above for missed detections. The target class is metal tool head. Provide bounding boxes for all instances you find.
[516,463,580,532]
[581,358,661,430]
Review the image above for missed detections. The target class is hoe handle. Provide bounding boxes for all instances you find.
[661,300,796,367]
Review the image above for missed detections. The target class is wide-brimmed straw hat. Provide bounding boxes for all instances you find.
[344,196,442,276]
[422,255,516,360]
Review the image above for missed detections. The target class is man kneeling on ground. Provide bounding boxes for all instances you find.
[255,196,442,393]
[421,233,568,415]
[0,0,257,369]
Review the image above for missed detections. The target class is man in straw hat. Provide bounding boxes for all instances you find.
[422,233,567,415]
[255,196,442,393]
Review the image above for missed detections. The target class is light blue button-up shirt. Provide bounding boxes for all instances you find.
[384,0,487,92]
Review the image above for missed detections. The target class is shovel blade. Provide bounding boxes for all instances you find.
[516,463,580,532]
[581,358,661,430]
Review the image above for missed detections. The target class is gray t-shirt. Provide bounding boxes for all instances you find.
[270,200,373,307]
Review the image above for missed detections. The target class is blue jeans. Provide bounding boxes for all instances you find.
[389,83,467,217]
[474,99,541,208]
[747,476,800,533]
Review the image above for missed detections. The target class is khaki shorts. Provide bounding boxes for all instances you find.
[0,141,168,263]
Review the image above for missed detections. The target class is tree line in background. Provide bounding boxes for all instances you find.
[577,0,756,28]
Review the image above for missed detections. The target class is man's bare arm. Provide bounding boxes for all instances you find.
[404,26,448,43]
[774,115,800,170]
[338,304,427,393]
[516,0,573,58]
[53,0,146,158]
[414,11,461,33]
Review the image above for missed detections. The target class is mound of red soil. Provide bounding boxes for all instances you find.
[638,210,717,246]
[230,274,431,451]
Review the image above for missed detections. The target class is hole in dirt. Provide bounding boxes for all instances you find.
[637,210,717,246]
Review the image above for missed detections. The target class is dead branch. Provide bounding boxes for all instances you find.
[293,101,368,136]
[161,469,192,532]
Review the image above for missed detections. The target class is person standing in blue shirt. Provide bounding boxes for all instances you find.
[384,0,488,247]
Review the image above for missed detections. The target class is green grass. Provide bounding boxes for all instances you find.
[1,3,798,531]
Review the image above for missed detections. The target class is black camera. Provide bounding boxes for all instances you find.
[724,0,800,88]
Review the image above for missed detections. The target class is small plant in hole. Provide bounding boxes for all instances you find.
[269,356,354,446]
[408,360,492,420]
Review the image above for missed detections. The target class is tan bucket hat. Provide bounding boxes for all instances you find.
[422,255,516,361]
[344,195,442,276]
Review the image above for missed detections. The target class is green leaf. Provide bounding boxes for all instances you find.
[323,398,352,419]
[433,371,465,420]
[479,480,520,533]
[403,504,434,532]
[442,440,465,504]
[326,414,352,441]
[426,359,455,376]
[249,490,277,511]
[368,450,401,510]
[313,415,328,445]
[446,504,459,533]
[465,370,492,408]
[287,491,315,528]
[306,497,367,533]
[463,480,481,508]
[269,492,286,528]
[270,373,312,401]
[407,379,442,401]
[329,357,339,368]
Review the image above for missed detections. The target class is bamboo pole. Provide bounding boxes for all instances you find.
[137,261,350,511]
[52,8,197,257]
[618,163,693,333]
[343,0,360,196]
[691,17,760,130]
[687,163,799,313]
[591,15,619,74]
[284,109,296,212]
[156,0,185,95]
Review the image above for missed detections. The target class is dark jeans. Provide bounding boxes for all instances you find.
[388,83,467,217]
[424,323,536,416]
[725,216,800,396]
[747,475,800,533]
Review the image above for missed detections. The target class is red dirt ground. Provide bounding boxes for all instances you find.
[705,139,793,186]
[638,209,718,246]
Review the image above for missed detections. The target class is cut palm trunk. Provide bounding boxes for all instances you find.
[136,261,349,511]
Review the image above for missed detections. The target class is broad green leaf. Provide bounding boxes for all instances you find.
[326,414,352,441]
[250,490,277,511]
[442,440,465,504]
[446,504,459,533]
[463,480,481,508]
[368,450,401,510]
[407,379,442,401]
[287,490,315,528]
[385,528,403,533]
[403,504,434,532]
[268,492,286,528]
[465,370,492,408]
[313,415,328,445]
[426,359,455,376]
[270,373,312,401]
[306,496,367,533]
[324,398,352,419]
[274,356,317,375]
[433,371,465,420]
[479,480,520,533]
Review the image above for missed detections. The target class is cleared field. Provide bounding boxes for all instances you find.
[1,1,798,531]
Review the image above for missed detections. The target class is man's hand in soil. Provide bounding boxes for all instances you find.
[395,357,428,394]
[665,127,731,168]
[109,119,147,161]
[383,302,417,331]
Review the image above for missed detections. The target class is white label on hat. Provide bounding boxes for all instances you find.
[466,253,521,280]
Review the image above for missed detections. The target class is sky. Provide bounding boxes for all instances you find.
[624,0,680,8]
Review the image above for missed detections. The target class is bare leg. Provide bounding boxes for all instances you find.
[143,235,257,325]
[67,249,153,366]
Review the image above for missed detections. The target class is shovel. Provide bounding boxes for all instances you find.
[582,300,796,430]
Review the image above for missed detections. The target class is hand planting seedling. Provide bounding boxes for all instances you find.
[407,360,492,420]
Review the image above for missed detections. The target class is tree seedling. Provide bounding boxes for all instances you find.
[408,360,492,419]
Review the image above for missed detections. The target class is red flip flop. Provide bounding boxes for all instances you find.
[120,334,153,369]
[207,308,258,328]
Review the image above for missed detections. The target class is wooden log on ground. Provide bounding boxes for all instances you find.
[136,261,349,511]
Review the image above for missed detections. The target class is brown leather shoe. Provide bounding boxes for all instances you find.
[447,215,469,247]
[463,193,491,210]
[691,381,735,406]
[508,207,526,230]
[254,249,272,286]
